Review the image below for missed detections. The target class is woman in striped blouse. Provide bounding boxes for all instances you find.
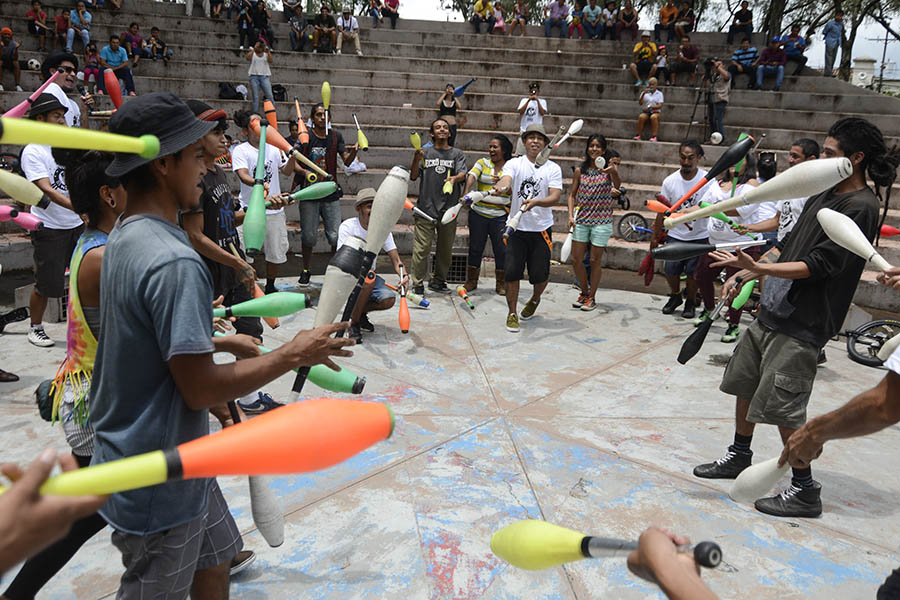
[462,134,513,294]
[567,135,621,310]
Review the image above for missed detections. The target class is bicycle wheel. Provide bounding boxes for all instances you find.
[618,212,650,242]
[846,319,900,367]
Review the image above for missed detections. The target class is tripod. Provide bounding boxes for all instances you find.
[684,76,712,142]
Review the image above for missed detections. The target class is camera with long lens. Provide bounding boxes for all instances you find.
[704,57,718,77]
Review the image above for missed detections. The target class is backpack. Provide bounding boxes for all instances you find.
[218,82,242,100]
[272,84,286,101]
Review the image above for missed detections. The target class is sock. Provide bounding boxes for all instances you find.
[791,467,814,488]
[265,278,275,290]
[732,432,752,453]
[30,323,43,330]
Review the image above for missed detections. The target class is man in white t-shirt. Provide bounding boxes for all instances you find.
[336,7,362,56]
[337,188,408,342]
[515,81,549,156]
[231,109,300,294]
[20,94,85,347]
[746,138,820,243]
[651,140,712,319]
[492,123,562,333]
[41,50,94,128]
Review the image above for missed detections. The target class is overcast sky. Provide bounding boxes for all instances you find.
[399,1,900,75]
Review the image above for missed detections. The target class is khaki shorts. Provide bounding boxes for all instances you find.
[719,320,819,429]
[264,211,289,264]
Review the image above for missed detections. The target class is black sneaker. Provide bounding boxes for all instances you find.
[817,349,827,364]
[230,550,256,576]
[358,313,375,332]
[428,280,451,294]
[682,301,696,319]
[297,269,311,285]
[754,482,822,518]
[413,284,425,296]
[348,323,363,344]
[264,284,276,295]
[662,293,683,315]
[693,445,753,479]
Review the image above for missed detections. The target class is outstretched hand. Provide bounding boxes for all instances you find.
[709,248,756,271]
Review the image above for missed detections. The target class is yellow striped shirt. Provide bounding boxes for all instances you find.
[468,157,511,218]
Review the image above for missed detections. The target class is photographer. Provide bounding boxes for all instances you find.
[704,57,729,144]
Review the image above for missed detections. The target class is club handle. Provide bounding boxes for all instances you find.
[584,537,722,569]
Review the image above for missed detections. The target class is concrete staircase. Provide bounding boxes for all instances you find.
[2,1,899,308]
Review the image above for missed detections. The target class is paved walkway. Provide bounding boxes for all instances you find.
[0,281,897,599]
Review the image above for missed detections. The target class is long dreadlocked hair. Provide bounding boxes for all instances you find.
[827,117,900,245]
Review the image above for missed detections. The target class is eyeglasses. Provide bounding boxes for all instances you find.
[57,66,77,74]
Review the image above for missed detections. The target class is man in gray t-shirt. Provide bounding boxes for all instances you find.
[90,93,355,597]
[408,118,467,295]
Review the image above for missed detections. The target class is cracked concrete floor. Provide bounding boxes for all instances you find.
[0,280,898,599]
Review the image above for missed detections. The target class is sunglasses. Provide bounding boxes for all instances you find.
[56,66,77,74]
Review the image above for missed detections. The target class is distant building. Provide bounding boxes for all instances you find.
[851,56,900,92]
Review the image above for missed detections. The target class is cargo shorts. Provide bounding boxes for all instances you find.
[719,320,819,430]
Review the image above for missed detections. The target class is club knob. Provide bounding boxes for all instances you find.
[693,541,722,568]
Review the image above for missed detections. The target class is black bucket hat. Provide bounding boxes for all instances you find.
[28,93,66,119]
[105,92,216,177]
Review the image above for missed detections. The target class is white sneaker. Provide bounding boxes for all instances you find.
[15,85,24,92]
[28,327,54,347]
[357,50,363,56]
[239,45,244,50]
[312,49,317,54]
[0,85,4,92]
[336,49,341,54]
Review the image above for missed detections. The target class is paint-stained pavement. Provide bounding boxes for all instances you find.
[1,280,898,599]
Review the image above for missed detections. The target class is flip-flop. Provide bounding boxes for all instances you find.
[0,307,29,333]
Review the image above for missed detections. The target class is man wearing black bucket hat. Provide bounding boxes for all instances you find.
[88,93,355,597]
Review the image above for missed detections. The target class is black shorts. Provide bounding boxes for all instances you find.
[505,227,552,284]
[31,224,84,298]
[662,236,708,278]
[671,60,697,74]
[636,59,654,76]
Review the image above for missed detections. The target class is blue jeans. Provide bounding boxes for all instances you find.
[600,22,615,40]
[289,29,308,51]
[654,22,674,42]
[544,18,566,38]
[65,27,90,51]
[467,210,506,270]
[98,66,135,94]
[369,7,381,26]
[713,101,726,138]
[249,74,274,114]
[584,20,601,38]
[824,45,838,76]
[756,64,784,89]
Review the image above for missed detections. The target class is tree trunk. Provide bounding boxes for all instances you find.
[764,0,788,40]
[839,18,860,81]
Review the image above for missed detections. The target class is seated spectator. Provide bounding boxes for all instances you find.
[54,7,69,51]
[0,28,23,92]
[144,26,173,63]
[629,31,658,86]
[654,0,676,43]
[98,34,136,96]
[491,3,507,34]
[667,34,698,86]
[369,0,384,27]
[777,23,808,75]
[616,1,639,42]
[211,0,224,19]
[655,45,669,82]
[252,1,275,48]
[235,0,255,50]
[673,1,694,40]
[82,41,100,90]
[289,7,309,52]
[27,0,50,52]
[121,22,143,67]
[569,2,584,39]
[337,7,362,56]
[727,1,753,44]
[286,121,300,146]
[583,0,602,39]
[635,77,663,141]
[508,0,529,37]
[65,1,91,53]
[312,4,337,53]
[544,0,569,39]
[283,0,301,22]
[383,0,399,29]
[81,0,105,8]
[600,0,616,40]
[728,37,758,88]
[472,0,495,34]
[755,37,786,91]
